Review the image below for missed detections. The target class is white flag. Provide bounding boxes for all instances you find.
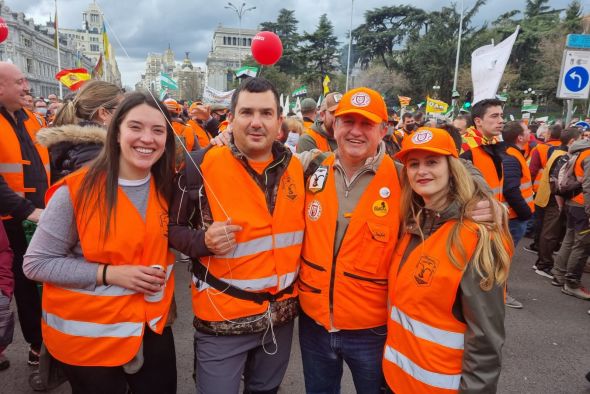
[295,97,302,119]
[471,26,520,105]
[283,96,290,116]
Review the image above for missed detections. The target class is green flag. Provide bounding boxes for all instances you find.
[292,86,308,97]
[235,66,258,78]
[521,104,538,113]
[160,72,178,90]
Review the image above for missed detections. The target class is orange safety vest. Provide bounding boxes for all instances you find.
[383,221,480,394]
[0,109,50,217]
[42,169,175,366]
[571,149,590,205]
[303,120,313,130]
[218,120,229,133]
[299,154,401,330]
[191,146,304,321]
[172,120,194,152]
[304,128,331,152]
[505,146,535,219]
[532,141,561,193]
[470,146,503,202]
[187,119,211,149]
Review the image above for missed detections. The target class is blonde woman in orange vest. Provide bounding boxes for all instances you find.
[383,127,513,394]
[24,92,177,394]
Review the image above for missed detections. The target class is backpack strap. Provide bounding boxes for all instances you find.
[304,152,331,182]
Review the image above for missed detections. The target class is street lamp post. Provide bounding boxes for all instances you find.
[225,2,256,69]
[345,0,354,92]
[451,0,464,111]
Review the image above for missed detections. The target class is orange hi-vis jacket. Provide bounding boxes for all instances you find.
[532,141,561,193]
[571,149,590,205]
[218,120,230,133]
[383,221,480,394]
[299,154,401,330]
[505,146,535,219]
[0,109,49,202]
[172,120,195,152]
[42,169,175,367]
[191,146,304,321]
[187,119,211,149]
[471,146,504,202]
[304,128,331,152]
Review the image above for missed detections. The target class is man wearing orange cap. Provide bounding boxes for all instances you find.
[187,101,213,148]
[298,87,400,393]
[296,92,341,153]
[164,98,196,153]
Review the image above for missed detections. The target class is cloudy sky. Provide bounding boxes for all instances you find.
[7,0,576,87]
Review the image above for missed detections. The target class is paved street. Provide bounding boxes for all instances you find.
[2,243,589,394]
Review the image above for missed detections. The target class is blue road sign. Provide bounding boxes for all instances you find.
[564,66,589,92]
[567,34,590,49]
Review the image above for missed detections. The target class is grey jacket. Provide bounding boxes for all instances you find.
[399,202,505,394]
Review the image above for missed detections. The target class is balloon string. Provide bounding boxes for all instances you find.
[97,1,231,221]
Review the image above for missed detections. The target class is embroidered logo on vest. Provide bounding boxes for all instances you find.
[414,256,438,286]
[307,200,322,221]
[308,166,328,194]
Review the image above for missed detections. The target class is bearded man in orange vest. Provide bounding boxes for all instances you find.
[297,92,341,153]
[169,77,303,394]
[0,62,48,367]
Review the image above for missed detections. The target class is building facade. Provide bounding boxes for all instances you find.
[136,47,205,101]
[0,0,94,98]
[59,2,121,87]
[205,25,258,92]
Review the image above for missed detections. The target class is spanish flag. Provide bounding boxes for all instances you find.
[398,96,411,107]
[55,68,91,91]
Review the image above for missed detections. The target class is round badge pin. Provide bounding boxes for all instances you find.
[372,200,389,217]
[379,187,391,199]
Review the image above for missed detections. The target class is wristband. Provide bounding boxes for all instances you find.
[102,265,109,286]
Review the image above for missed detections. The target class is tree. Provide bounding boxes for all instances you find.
[354,64,410,105]
[301,14,340,86]
[259,9,301,75]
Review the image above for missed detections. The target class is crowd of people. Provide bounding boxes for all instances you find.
[0,58,588,394]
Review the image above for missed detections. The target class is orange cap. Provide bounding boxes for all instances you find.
[334,87,388,124]
[164,99,181,115]
[395,127,459,163]
[189,102,203,112]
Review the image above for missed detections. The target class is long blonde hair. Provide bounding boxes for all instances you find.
[400,156,513,290]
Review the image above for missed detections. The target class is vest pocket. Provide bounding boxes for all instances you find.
[353,221,390,274]
[297,277,322,294]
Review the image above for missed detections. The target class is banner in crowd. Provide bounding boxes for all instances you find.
[203,85,235,107]
[292,85,307,97]
[55,68,91,91]
[398,96,411,107]
[160,72,178,90]
[471,26,520,104]
[425,96,449,114]
[235,66,258,78]
[323,75,330,95]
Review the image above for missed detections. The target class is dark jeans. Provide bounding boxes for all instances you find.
[508,218,530,247]
[61,326,176,394]
[552,205,590,287]
[299,312,387,394]
[4,221,42,350]
[531,204,544,248]
[537,198,566,271]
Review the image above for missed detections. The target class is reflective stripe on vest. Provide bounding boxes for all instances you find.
[219,231,303,259]
[0,163,24,173]
[384,345,461,390]
[391,306,464,350]
[65,264,174,297]
[193,269,298,292]
[43,311,143,338]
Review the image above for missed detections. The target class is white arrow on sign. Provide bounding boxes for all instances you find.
[570,71,583,89]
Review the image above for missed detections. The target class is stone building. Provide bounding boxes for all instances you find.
[136,47,205,101]
[205,25,258,91]
[0,0,94,98]
[59,1,121,86]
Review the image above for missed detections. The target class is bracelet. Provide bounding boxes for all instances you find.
[102,265,109,286]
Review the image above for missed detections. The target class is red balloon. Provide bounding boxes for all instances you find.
[251,31,283,66]
[0,18,8,44]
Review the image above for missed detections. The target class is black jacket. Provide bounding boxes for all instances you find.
[36,122,106,184]
[502,143,533,220]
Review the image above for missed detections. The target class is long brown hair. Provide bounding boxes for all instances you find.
[399,156,513,290]
[74,92,176,240]
[54,80,123,126]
